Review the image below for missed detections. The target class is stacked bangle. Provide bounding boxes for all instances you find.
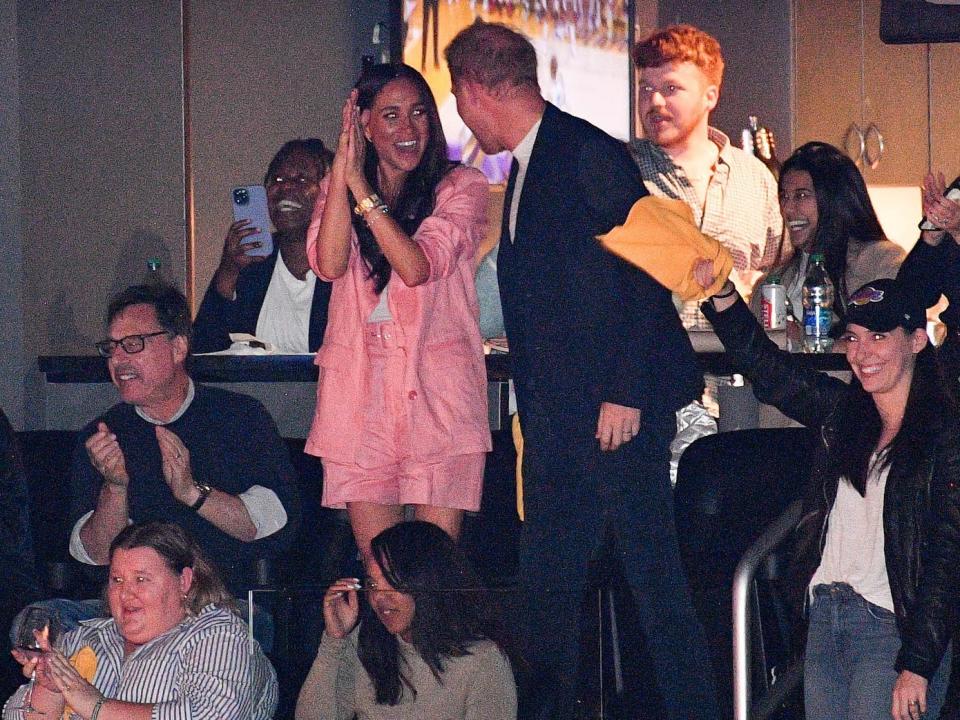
[353,193,389,218]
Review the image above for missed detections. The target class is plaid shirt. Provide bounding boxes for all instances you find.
[631,128,783,296]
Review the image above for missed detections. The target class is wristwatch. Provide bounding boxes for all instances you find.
[190,482,213,511]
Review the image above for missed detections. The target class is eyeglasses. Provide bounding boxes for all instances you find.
[95,331,171,358]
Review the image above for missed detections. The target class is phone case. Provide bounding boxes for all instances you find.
[231,185,274,257]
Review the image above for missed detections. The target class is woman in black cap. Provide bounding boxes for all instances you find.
[694,266,960,720]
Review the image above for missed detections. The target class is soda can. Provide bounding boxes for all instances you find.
[761,282,786,330]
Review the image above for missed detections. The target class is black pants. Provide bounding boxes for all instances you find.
[516,412,720,720]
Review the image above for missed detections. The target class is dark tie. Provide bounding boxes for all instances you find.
[501,157,520,244]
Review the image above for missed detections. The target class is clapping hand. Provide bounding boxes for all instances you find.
[922,172,960,236]
[333,90,370,200]
[156,426,197,506]
[86,422,129,487]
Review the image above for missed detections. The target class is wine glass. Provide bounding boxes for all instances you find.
[9,607,61,715]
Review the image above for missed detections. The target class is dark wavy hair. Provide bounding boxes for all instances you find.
[777,141,886,320]
[357,521,515,705]
[832,340,955,495]
[352,63,453,293]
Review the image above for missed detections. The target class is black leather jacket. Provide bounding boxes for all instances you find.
[703,298,960,688]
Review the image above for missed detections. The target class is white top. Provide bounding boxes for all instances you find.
[367,279,393,322]
[255,253,316,353]
[809,453,894,611]
[508,116,543,241]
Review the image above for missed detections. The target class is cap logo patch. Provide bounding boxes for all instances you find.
[850,286,884,306]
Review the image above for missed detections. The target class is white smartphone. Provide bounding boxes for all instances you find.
[231,185,273,257]
[919,186,960,231]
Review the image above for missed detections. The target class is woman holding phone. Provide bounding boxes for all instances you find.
[304,63,490,562]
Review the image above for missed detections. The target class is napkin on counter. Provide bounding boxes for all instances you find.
[597,196,734,301]
[193,334,276,355]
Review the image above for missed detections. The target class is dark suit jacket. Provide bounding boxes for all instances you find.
[498,104,702,451]
[193,240,332,353]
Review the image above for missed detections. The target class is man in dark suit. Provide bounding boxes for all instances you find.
[445,22,719,720]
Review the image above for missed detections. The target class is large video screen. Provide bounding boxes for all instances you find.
[401,1,631,183]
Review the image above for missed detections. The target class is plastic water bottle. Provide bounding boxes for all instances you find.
[802,252,834,353]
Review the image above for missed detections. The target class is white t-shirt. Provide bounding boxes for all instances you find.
[809,453,894,611]
[255,254,316,353]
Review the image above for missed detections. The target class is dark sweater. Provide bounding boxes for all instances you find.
[70,385,300,593]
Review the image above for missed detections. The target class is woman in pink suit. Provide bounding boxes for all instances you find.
[306,63,490,563]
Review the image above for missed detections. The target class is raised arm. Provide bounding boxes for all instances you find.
[695,260,846,428]
[314,92,363,280]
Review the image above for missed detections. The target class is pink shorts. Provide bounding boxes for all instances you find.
[320,321,485,511]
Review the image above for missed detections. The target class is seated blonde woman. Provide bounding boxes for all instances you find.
[4,521,277,720]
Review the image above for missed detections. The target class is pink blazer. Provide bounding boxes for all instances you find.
[304,165,492,463]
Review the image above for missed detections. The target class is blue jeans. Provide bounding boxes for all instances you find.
[10,596,274,654]
[805,583,950,720]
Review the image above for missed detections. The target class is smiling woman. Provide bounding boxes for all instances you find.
[304,63,491,565]
[3,522,278,720]
[296,521,517,720]
[750,141,905,327]
[694,266,960,720]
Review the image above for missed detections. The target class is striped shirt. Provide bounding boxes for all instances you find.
[631,128,783,297]
[3,605,277,720]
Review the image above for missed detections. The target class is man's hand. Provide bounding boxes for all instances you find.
[596,402,641,452]
[85,422,129,487]
[212,219,268,299]
[892,669,928,720]
[156,426,199,506]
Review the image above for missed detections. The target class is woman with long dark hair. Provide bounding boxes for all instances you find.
[750,141,903,325]
[304,63,490,561]
[697,261,960,720]
[295,521,517,719]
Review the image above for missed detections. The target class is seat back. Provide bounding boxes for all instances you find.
[675,427,816,719]
[15,430,102,597]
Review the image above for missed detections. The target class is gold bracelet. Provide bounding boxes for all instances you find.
[353,193,383,217]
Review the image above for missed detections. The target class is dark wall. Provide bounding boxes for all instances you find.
[657,0,794,153]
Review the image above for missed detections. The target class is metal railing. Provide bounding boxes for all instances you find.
[732,499,802,720]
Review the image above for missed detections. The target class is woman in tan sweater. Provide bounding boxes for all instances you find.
[295,521,517,720]
[750,141,904,326]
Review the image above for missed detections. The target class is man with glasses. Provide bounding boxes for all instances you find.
[0,284,300,651]
[71,283,298,594]
[193,138,334,353]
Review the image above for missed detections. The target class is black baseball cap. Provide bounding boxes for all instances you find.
[845,278,926,333]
